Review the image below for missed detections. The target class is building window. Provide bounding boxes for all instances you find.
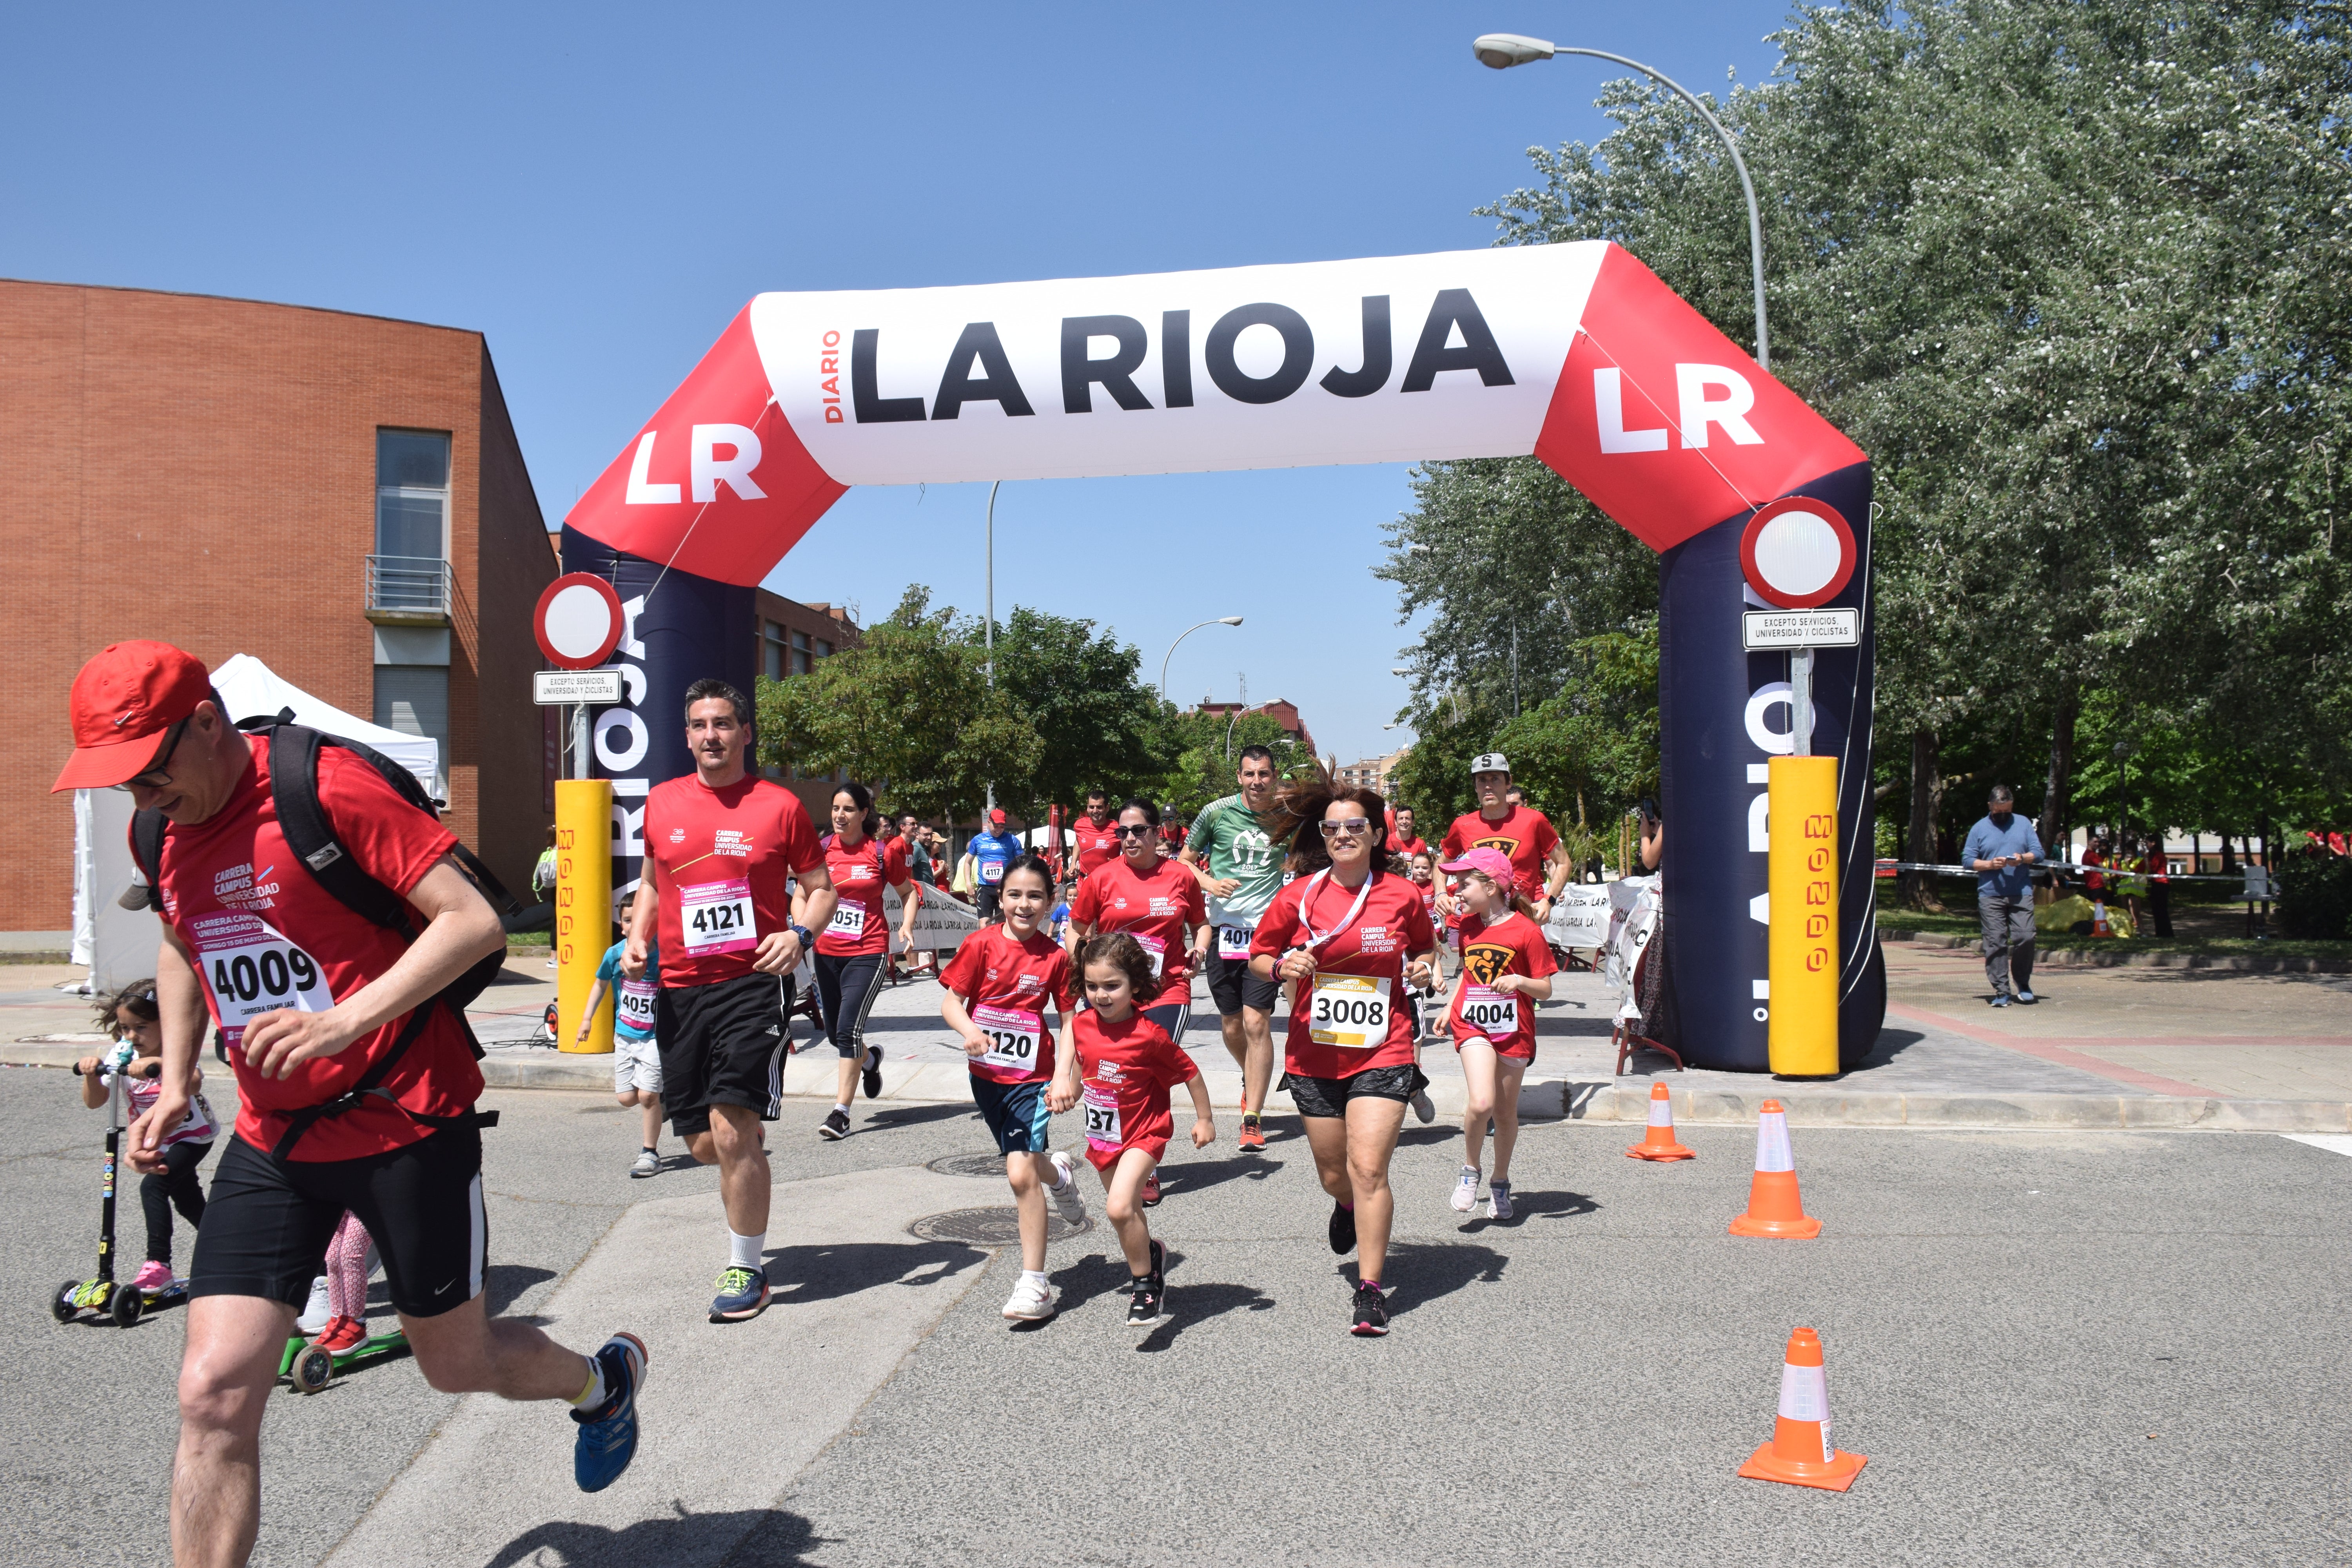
[764,620,788,681]
[791,630,811,676]
[374,430,451,611]
[374,664,450,801]
[815,638,832,660]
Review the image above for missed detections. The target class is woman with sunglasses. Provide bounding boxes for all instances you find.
[1249,778,1437,1336]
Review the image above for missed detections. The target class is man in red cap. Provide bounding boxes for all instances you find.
[968,806,1025,926]
[54,642,648,1563]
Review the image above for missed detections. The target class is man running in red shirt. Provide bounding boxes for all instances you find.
[1391,806,1430,864]
[1069,789,1123,878]
[1436,753,1572,926]
[627,679,834,1323]
[55,643,648,1565]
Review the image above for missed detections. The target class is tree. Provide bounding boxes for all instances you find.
[755,587,1039,824]
[986,605,1165,821]
[1156,709,1310,822]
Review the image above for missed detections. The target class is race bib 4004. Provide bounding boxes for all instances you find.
[1308,974,1391,1049]
[1460,984,1520,1041]
[681,878,757,954]
[189,910,334,1047]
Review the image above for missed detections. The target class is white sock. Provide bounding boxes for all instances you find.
[833,1101,851,1115]
[729,1229,765,1269]
[570,1356,609,1409]
[1048,1163,1070,1191]
[1021,1269,1049,1287]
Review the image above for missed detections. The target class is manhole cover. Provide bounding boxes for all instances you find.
[927,1152,1014,1179]
[907,1207,1091,1245]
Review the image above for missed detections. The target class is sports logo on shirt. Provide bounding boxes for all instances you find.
[1471,835,1521,858]
[1463,942,1516,986]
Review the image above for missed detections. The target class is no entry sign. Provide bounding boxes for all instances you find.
[1739,497,1857,609]
[534,573,626,670]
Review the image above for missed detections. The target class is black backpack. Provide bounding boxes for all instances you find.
[130,714,518,1157]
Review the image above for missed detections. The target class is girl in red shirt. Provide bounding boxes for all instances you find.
[1438,848,1557,1221]
[1048,932,1213,1328]
[814,782,917,1128]
[940,854,1087,1323]
[1248,780,1437,1337]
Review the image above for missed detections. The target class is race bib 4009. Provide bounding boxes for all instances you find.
[189,909,334,1047]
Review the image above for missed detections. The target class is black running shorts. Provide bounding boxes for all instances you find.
[1281,1063,1429,1119]
[657,971,793,1135]
[190,1122,487,1318]
[1205,953,1281,1017]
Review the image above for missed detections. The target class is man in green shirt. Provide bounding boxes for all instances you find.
[1182,746,1287,1151]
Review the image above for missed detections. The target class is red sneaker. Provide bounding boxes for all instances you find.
[314,1315,367,1354]
[1237,1118,1266,1152]
[1140,1172,1161,1208]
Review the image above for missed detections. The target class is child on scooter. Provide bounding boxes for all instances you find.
[76,979,216,1297]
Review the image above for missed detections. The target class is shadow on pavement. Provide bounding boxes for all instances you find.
[1049,1252,1142,1316]
[484,1263,558,1316]
[1396,1125,1460,1150]
[1381,1240,1507,1316]
[1136,1279,1276,1352]
[1458,1189,1598,1230]
[1838,1025,1926,1074]
[487,1503,828,1568]
[1157,1152,1286,1196]
[855,1102,982,1133]
[764,1240,987,1307]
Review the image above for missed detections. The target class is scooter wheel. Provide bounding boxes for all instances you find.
[49,1281,80,1323]
[291,1346,336,1395]
[111,1284,143,1329]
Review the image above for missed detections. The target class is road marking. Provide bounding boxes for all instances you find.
[2278,1134,2352,1158]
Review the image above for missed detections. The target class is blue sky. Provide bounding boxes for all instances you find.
[3,0,1790,763]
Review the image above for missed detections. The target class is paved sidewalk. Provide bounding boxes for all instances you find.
[9,937,2348,1131]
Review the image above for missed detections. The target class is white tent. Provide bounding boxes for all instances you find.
[211,653,439,800]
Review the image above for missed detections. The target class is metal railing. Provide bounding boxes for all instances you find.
[367,554,454,615]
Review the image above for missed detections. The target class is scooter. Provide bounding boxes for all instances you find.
[49,1042,184,1328]
[278,1321,411,1394]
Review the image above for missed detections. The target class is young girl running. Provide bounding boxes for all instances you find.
[1438,848,1557,1220]
[77,980,216,1298]
[939,855,1089,1323]
[1049,933,1214,1327]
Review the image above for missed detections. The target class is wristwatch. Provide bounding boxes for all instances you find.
[790,924,815,951]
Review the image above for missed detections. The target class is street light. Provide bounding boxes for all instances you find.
[1473,32,1772,371]
[1160,617,1244,702]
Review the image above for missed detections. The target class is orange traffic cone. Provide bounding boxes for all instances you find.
[1737,1326,1867,1490]
[1728,1100,1820,1238]
[1626,1081,1696,1160]
[2091,899,2113,937]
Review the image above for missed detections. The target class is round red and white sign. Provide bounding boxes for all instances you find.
[534,573,626,670]
[1739,497,1857,610]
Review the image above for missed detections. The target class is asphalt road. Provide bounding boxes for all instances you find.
[4,1065,2349,1567]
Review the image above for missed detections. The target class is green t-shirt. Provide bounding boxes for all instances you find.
[1186,793,1287,928]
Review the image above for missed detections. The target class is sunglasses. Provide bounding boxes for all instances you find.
[111,716,191,793]
[1318,817,1372,838]
[1112,824,1156,838]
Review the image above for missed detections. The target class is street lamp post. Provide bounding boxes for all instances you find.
[1473,32,1772,372]
[1159,617,1244,703]
[985,479,1000,812]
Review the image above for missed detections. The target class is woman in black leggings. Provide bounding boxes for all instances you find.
[811,781,918,1141]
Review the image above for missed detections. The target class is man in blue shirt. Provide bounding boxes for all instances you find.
[969,808,1025,925]
[1962,785,2046,1007]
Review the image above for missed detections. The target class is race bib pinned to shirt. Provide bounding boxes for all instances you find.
[828,902,867,939]
[1216,925,1252,961]
[1308,974,1391,1049]
[1460,984,1519,1041]
[681,878,756,955]
[1132,931,1167,978]
[189,909,335,1047]
[617,976,659,1034]
[1081,1084,1123,1149]
[982,861,1005,884]
[973,1004,1044,1073]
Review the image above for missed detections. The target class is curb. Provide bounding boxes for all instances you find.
[1879,930,2349,974]
[16,1043,2345,1134]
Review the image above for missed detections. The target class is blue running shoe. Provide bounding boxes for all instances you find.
[709,1264,770,1323]
[571,1332,648,1494]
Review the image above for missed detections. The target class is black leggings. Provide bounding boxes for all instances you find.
[814,951,889,1059]
[142,1139,212,1264]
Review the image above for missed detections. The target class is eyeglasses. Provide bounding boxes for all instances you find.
[1112,824,1155,838]
[111,716,191,793]
[1319,817,1372,838]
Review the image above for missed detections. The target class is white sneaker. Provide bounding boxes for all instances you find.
[1487,1180,1514,1221]
[1001,1274,1057,1321]
[1048,1151,1088,1225]
[630,1148,658,1178]
[296,1275,332,1336]
[1450,1165,1481,1214]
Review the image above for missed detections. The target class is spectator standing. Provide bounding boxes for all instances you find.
[968,808,1025,924]
[2139,835,2174,938]
[1963,785,2045,1007]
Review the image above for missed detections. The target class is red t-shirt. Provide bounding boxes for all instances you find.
[1392,835,1431,864]
[644,773,824,987]
[1249,869,1436,1078]
[942,924,1073,1085]
[1069,1007,1198,1168]
[1069,854,1206,1008]
[1449,910,1558,1059]
[149,737,479,1162]
[1069,813,1122,877]
[817,831,912,958]
[1441,806,1562,903]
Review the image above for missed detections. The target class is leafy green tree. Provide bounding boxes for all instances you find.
[986,606,1165,822]
[1157,709,1310,822]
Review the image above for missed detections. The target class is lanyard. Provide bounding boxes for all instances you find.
[1299,869,1377,953]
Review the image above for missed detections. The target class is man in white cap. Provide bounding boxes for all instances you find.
[1436,752,1573,926]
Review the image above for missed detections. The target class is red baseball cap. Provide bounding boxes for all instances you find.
[52,641,213,793]
[987,808,1008,826]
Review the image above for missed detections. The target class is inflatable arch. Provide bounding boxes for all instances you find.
[560,242,1884,1071]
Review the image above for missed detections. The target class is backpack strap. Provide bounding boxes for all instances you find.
[129,809,169,913]
[267,725,415,936]
[264,997,498,1163]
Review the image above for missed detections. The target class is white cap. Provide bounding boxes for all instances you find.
[1470,752,1511,776]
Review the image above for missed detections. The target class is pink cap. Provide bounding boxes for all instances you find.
[1437,846,1514,886]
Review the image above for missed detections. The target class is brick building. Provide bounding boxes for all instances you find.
[1192,698,1319,764]
[753,588,861,820]
[1336,746,1412,797]
[0,279,558,941]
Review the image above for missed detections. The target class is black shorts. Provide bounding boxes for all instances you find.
[1205,953,1281,1017]
[190,1123,487,1318]
[1142,999,1192,1044]
[1282,1063,1429,1119]
[975,885,1003,922]
[815,951,889,1058]
[657,971,792,1136]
